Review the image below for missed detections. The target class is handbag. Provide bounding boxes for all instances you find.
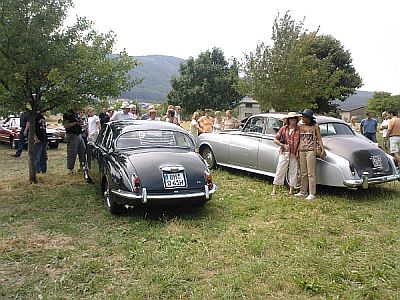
[279,127,287,144]
[313,126,326,158]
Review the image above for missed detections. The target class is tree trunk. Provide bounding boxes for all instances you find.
[28,111,37,183]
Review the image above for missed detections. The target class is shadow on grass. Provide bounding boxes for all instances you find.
[109,203,212,221]
[318,183,399,202]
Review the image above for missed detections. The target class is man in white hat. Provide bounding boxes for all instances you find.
[110,102,134,121]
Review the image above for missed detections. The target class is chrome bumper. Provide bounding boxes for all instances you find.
[344,172,400,189]
[111,184,217,204]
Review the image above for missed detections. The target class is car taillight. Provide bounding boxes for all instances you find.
[132,175,141,192]
[204,171,213,190]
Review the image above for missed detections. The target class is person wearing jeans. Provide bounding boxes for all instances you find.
[11,110,30,157]
[33,112,48,173]
[295,109,325,201]
[63,109,86,174]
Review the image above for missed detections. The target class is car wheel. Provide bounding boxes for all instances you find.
[102,176,124,215]
[201,147,216,169]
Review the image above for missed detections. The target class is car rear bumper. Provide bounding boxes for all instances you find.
[111,184,217,204]
[344,172,400,189]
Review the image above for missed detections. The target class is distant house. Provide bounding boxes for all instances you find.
[335,91,373,121]
[238,97,261,120]
[339,105,366,122]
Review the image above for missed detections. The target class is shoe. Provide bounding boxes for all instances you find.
[306,194,316,201]
[270,191,276,196]
[294,192,307,197]
[10,154,20,157]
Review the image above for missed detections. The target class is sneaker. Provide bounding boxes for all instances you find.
[306,194,316,201]
[294,192,307,197]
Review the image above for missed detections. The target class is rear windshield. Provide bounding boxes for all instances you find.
[319,122,355,137]
[116,130,195,149]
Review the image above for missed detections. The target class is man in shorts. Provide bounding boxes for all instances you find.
[387,110,400,165]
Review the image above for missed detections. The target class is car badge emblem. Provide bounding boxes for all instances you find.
[371,155,383,168]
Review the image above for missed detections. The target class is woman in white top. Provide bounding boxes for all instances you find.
[87,106,100,142]
[190,112,200,136]
[213,111,223,132]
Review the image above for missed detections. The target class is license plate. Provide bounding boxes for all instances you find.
[163,172,186,188]
[371,155,383,168]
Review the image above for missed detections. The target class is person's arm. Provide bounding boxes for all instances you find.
[95,117,100,132]
[63,118,79,129]
[273,127,288,151]
[387,120,393,137]
[359,120,364,135]
[24,122,30,135]
[234,117,239,128]
[315,125,325,156]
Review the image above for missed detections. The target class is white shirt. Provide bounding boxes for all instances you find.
[382,119,389,137]
[110,111,134,121]
[87,115,100,135]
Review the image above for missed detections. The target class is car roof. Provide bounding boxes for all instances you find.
[109,120,188,135]
[250,113,347,124]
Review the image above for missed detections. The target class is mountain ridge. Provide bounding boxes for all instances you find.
[120,54,185,101]
[119,54,374,107]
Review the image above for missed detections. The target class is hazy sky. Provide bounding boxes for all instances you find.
[67,0,399,95]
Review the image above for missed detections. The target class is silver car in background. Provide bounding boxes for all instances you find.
[197,113,400,189]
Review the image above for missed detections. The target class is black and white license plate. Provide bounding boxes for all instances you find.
[163,172,186,189]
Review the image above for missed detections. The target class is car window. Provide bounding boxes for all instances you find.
[319,122,354,136]
[265,117,283,134]
[242,117,266,133]
[10,118,20,128]
[116,130,194,149]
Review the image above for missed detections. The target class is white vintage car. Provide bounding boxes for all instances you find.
[197,113,400,189]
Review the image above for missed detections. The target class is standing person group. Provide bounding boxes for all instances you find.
[192,109,240,136]
[271,109,325,200]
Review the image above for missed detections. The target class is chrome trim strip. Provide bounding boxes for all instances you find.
[343,174,400,188]
[111,184,217,200]
[218,163,276,178]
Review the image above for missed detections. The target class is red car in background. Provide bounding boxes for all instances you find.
[0,116,21,148]
[0,116,62,149]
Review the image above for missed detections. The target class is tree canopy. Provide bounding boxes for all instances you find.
[167,48,244,114]
[0,0,139,182]
[244,12,362,113]
[366,92,400,117]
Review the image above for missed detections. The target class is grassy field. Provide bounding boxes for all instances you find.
[1,143,399,299]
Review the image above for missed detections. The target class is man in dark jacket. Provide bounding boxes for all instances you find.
[63,109,86,174]
[33,112,48,173]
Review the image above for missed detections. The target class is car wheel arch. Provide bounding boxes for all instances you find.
[199,144,217,169]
